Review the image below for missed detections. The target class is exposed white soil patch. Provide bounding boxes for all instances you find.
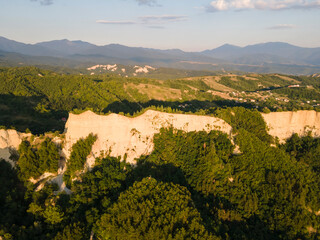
[134,65,156,73]
[87,64,117,71]
[51,174,72,194]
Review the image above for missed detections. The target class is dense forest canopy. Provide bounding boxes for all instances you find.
[1,124,320,239]
[17,137,60,181]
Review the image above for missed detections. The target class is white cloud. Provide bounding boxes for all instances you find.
[135,0,160,6]
[97,15,187,26]
[31,0,54,6]
[267,24,296,29]
[148,26,166,29]
[96,20,137,25]
[207,0,320,11]
[210,0,230,10]
[32,0,160,7]
[139,15,188,24]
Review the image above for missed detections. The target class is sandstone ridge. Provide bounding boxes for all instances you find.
[3,110,320,168]
[262,110,320,142]
[64,110,233,164]
[0,129,30,166]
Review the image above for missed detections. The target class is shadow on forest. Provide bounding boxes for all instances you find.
[103,99,258,115]
[128,160,280,240]
[0,94,258,134]
[0,94,68,134]
[129,160,188,187]
[220,215,282,240]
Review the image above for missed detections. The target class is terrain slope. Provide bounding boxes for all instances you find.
[262,110,320,142]
[0,129,30,166]
[63,110,232,164]
[2,110,320,166]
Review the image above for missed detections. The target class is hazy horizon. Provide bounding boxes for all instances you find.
[2,35,320,53]
[1,0,320,51]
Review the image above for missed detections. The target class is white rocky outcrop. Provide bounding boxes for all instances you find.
[87,64,102,70]
[63,110,232,164]
[0,129,29,166]
[87,64,117,71]
[262,110,320,142]
[3,110,320,171]
[134,65,156,73]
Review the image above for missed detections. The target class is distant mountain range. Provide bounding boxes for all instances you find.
[202,42,320,65]
[1,36,320,75]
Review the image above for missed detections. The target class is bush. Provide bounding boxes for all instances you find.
[64,133,97,186]
[18,138,60,181]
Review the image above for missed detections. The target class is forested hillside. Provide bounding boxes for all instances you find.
[1,114,320,239]
[1,67,320,239]
[1,67,320,134]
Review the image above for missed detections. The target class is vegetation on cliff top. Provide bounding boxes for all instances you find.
[1,66,320,134]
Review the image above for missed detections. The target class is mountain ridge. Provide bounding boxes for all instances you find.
[1,36,320,74]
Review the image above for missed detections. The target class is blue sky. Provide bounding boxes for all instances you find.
[0,0,319,51]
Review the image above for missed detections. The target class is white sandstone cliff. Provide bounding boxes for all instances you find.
[0,129,30,166]
[262,110,320,142]
[3,110,320,169]
[63,110,233,165]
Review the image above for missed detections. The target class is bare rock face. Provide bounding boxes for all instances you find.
[64,110,233,164]
[0,129,27,166]
[262,111,320,142]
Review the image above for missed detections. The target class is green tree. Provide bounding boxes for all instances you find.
[43,205,64,225]
[64,133,97,187]
[38,137,60,173]
[146,128,233,195]
[53,223,87,240]
[18,138,59,181]
[18,141,41,180]
[96,178,218,240]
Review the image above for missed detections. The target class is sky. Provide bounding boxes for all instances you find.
[0,0,319,51]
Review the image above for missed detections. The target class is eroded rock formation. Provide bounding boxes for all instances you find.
[262,110,320,142]
[3,110,320,168]
[63,110,233,164]
[0,129,29,166]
